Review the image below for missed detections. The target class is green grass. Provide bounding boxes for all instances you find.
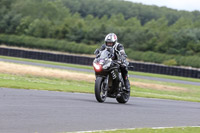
[0,73,94,93]
[90,127,200,133]
[131,77,200,90]
[1,55,200,83]
[130,76,200,102]
[129,71,200,83]
[132,88,200,102]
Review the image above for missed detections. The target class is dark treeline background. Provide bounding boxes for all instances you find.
[0,0,200,68]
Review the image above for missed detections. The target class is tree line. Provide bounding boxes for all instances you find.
[0,0,200,67]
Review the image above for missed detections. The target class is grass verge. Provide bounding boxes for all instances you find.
[0,55,92,70]
[89,127,200,133]
[1,55,200,83]
[0,73,94,93]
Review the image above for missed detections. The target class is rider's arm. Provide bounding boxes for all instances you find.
[95,44,106,58]
[99,44,106,51]
[117,44,129,66]
[117,44,127,60]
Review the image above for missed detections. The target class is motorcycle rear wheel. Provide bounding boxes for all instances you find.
[116,91,130,103]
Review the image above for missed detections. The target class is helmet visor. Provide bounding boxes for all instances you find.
[106,42,114,46]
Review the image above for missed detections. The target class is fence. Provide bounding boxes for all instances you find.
[0,47,199,78]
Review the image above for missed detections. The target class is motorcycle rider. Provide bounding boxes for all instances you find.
[96,33,130,92]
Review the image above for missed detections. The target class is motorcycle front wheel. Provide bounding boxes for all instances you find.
[95,77,107,103]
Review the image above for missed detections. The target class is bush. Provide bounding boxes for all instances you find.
[0,34,97,54]
[163,59,177,66]
[126,49,200,68]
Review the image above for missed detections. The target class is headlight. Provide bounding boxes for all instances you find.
[93,62,102,72]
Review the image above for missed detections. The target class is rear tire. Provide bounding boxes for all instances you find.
[116,91,130,103]
[95,77,107,103]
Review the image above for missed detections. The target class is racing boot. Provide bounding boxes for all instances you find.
[123,76,130,92]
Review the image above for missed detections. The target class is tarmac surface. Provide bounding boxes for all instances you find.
[0,88,200,133]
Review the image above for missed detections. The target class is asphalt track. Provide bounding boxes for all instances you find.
[0,88,200,133]
[0,58,200,86]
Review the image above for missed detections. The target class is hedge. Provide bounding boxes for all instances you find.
[0,34,97,54]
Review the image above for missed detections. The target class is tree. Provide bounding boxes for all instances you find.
[25,19,52,38]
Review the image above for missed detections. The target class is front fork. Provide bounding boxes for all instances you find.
[110,69,125,93]
[102,76,109,92]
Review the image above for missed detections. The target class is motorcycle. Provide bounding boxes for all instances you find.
[93,47,130,103]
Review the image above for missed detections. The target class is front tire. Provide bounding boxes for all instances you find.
[95,77,107,103]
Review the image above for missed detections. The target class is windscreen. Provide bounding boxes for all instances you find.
[99,50,109,59]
